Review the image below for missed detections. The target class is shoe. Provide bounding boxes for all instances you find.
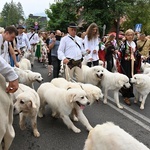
[124,98,131,106]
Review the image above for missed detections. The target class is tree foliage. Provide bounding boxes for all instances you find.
[44,0,150,35]
[0,1,24,27]
[122,0,150,34]
[46,0,79,32]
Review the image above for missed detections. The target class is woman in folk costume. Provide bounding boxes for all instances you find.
[120,29,137,106]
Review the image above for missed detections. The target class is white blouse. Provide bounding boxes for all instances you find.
[84,35,99,62]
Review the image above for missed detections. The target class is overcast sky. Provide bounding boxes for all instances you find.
[0,0,55,17]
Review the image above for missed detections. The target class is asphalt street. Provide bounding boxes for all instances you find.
[10,60,150,150]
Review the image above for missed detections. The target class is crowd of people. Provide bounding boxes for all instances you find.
[1,22,150,149]
[1,23,150,103]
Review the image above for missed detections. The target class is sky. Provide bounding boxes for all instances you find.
[0,0,55,17]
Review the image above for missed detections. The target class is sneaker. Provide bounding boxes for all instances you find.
[124,98,131,106]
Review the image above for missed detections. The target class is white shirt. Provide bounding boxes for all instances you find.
[84,35,99,62]
[0,34,10,63]
[16,32,31,50]
[58,34,85,61]
[27,32,39,45]
[0,55,18,81]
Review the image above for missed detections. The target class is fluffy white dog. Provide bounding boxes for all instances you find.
[130,74,150,109]
[83,122,149,150]
[13,84,40,137]
[18,58,31,70]
[141,62,150,71]
[101,69,130,109]
[14,67,43,88]
[37,83,93,133]
[0,74,15,150]
[51,78,103,104]
[81,65,104,86]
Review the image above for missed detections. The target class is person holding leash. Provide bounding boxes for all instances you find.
[0,26,19,93]
[58,22,90,82]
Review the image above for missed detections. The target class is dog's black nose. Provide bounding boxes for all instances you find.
[100,74,103,77]
[87,102,90,105]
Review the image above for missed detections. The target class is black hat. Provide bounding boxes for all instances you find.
[68,22,78,28]
[17,25,25,29]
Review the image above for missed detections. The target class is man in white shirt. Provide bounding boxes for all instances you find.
[0,26,18,93]
[16,25,31,58]
[58,22,89,82]
[27,27,39,67]
[0,26,19,66]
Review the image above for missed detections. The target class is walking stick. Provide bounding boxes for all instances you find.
[131,48,135,77]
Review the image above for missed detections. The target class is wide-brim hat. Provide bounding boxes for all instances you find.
[17,25,25,29]
[68,22,78,28]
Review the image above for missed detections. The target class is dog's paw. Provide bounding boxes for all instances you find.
[33,131,40,137]
[38,112,44,118]
[134,99,138,103]
[140,105,144,110]
[118,105,123,109]
[103,99,107,104]
[73,116,78,122]
[87,126,93,131]
[20,125,26,130]
[73,128,81,133]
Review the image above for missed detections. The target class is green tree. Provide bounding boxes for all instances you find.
[0,1,24,27]
[46,0,79,32]
[46,0,150,35]
[123,0,150,34]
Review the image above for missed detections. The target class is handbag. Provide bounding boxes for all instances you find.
[138,40,147,52]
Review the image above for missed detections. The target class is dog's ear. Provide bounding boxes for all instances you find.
[69,94,76,103]
[117,80,124,87]
[136,78,143,85]
[27,100,36,108]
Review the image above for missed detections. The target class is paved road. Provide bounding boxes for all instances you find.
[10,60,150,150]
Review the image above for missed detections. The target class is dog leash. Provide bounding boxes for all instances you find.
[63,51,90,82]
[64,64,76,83]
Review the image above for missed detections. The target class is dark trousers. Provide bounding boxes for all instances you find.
[120,60,136,98]
[87,60,99,67]
[51,56,61,78]
[106,57,114,72]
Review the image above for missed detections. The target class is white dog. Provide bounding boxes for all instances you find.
[101,69,130,109]
[81,65,104,86]
[13,84,40,137]
[37,83,93,133]
[0,74,15,150]
[18,58,31,70]
[51,78,103,104]
[130,74,150,109]
[83,122,149,150]
[141,62,150,71]
[14,67,43,88]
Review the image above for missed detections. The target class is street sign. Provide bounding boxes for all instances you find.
[135,24,142,32]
